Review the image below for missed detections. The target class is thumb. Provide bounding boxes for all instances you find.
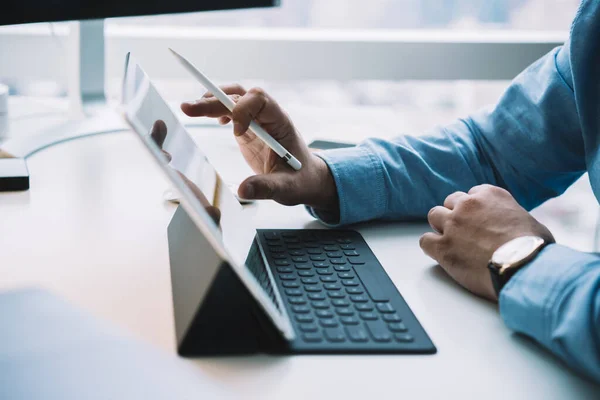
[239,173,289,201]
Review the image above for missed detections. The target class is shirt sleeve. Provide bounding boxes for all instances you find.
[307,44,586,226]
[500,244,600,383]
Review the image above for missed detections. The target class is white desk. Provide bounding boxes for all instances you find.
[1,99,598,399]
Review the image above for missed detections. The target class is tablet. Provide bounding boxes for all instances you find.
[120,53,294,341]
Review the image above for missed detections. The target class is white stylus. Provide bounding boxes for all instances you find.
[169,48,302,171]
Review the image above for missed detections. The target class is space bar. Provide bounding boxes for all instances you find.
[353,266,389,302]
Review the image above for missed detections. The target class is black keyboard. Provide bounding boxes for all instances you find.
[256,229,436,354]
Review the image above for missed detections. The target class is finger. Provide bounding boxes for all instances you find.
[218,116,231,125]
[443,191,468,209]
[150,120,168,148]
[419,232,443,262]
[427,206,451,234]
[161,149,172,163]
[180,95,240,118]
[202,84,246,98]
[238,173,288,201]
[231,88,268,136]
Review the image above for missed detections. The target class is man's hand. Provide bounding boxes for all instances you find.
[181,85,338,212]
[419,184,555,301]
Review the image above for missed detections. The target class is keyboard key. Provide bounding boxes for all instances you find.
[331,259,348,265]
[316,269,333,275]
[299,323,318,332]
[263,231,278,240]
[272,254,287,260]
[308,293,326,301]
[323,245,338,252]
[319,319,338,328]
[310,255,326,261]
[346,287,364,295]
[284,238,300,244]
[326,252,343,258]
[334,265,351,272]
[289,250,305,256]
[338,272,355,279]
[287,244,302,250]
[342,279,359,287]
[270,247,285,253]
[344,250,360,257]
[320,276,337,283]
[324,327,346,342]
[383,314,402,322]
[355,303,374,312]
[350,295,368,303]
[295,264,311,270]
[328,291,345,299]
[304,242,320,248]
[295,314,314,323]
[324,283,341,291]
[345,326,369,342]
[274,260,290,266]
[340,244,356,250]
[388,322,408,332]
[316,310,334,318]
[303,333,322,342]
[280,274,296,281]
[304,285,321,292]
[352,267,389,302]
[307,249,323,255]
[394,333,414,343]
[366,321,392,342]
[285,289,302,296]
[291,305,310,314]
[292,257,308,263]
[335,307,354,316]
[282,232,298,238]
[312,301,329,309]
[277,267,293,273]
[347,257,366,265]
[301,277,318,285]
[376,303,396,313]
[303,235,318,242]
[320,239,336,245]
[332,299,350,307]
[298,270,315,277]
[288,297,306,305]
[282,281,300,288]
[340,316,360,325]
[336,238,352,244]
[359,312,378,321]
[313,262,329,268]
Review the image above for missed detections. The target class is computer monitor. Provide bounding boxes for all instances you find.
[0,0,278,26]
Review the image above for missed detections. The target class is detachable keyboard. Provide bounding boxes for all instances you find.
[256,229,436,354]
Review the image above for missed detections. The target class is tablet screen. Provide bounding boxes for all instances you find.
[121,54,294,340]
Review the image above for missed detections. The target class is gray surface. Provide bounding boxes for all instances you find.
[0,288,225,399]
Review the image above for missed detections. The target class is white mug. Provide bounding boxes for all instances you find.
[0,84,8,139]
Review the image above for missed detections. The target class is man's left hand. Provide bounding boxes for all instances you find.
[419,184,554,301]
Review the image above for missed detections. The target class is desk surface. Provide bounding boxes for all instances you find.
[1,100,598,399]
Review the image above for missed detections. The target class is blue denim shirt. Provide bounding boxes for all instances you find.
[309,1,600,383]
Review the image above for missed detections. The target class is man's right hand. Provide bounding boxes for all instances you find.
[181,85,339,213]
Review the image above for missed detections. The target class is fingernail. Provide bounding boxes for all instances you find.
[233,122,242,136]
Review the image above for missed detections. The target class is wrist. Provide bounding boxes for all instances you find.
[309,155,340,214]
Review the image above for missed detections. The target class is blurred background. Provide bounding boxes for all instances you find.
[1,0,596,249]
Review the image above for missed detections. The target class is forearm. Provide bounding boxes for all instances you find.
[500,244,600,383]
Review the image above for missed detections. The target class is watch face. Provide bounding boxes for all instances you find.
[491,236,545,273]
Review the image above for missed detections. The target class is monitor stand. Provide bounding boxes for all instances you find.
[0,19,126,189]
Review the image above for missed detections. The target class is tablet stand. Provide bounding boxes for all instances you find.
[167,206,288,356]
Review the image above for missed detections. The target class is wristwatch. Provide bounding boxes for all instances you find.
[488,236,548,296]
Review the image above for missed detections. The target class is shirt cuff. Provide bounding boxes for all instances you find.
[306,144,387,226]
[499,243,591,348]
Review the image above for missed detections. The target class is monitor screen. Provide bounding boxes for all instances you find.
[0,0,278,26]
